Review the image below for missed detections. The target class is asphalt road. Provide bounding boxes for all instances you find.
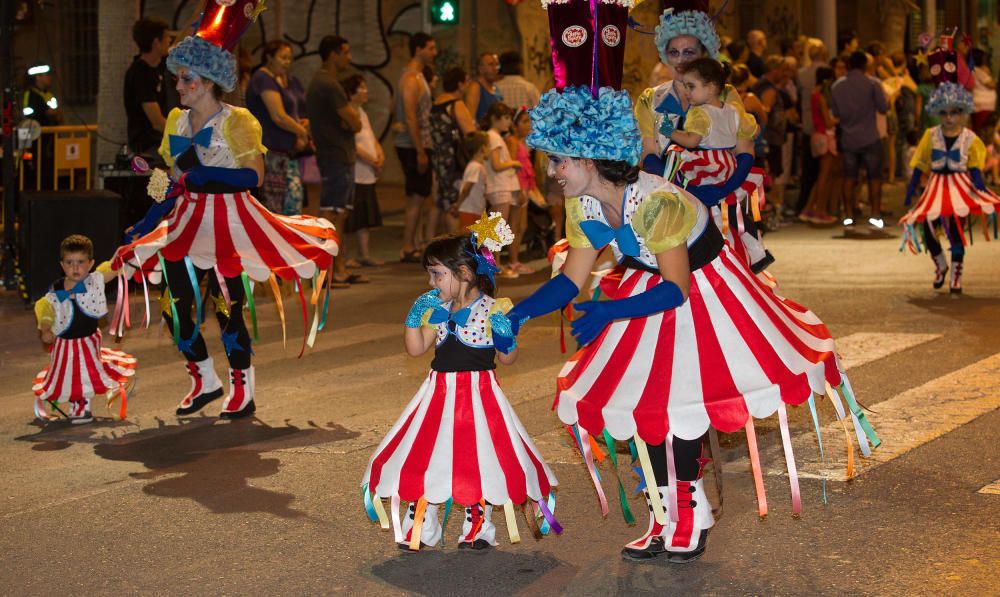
[1,185,998,596]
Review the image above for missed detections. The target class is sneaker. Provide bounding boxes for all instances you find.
[868,217,885,230]
[70,411,94,425]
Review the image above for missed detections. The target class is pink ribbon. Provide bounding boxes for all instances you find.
[576,426,609,517]
[777,404,802,516]
[665,432,679,523]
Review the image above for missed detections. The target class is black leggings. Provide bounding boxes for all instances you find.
[923,218,965,262]
[647,435,704,486]
[162,259,252,369]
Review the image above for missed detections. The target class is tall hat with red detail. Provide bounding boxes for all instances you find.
[926,31,973,115]
[526,0,643,166]
[166,0,266,92]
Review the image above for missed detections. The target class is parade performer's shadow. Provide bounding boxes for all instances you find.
[19,416,357,518]
[909,295,1000,320]
[370,549,573,596]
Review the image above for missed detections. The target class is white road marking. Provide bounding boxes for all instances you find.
[834,332,942,370]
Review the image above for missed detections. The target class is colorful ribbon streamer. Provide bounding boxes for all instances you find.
[777,404,802,516]
[634,436,667,525]
[744,418,768,518]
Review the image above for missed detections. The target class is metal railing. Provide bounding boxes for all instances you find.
[18,124,97,191]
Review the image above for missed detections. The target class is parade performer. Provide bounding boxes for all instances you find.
[899,81,1000,294]
[505,0,878,563]
[361,216,559,552]
[113,0,338,419]
[33,235,136,424]
[635,1,772,274]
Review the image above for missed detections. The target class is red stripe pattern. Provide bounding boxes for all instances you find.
[899,171,1000,225]
[555,246,843,444]
[33,331,136,402]
[114,190,339,282]
[363,370,557,507]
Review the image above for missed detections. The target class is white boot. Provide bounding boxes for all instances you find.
[457,502,497,549]
[175,357,224,415]
[220,366,255,419]
[621,486,672,560]
[950,260,963,294]
[69,396,93,424]
[664,478,715,563]
[932,253,948,290]
[399,502,443,549]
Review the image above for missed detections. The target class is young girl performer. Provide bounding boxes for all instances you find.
[501,0,877,563]
[34,235,136,423]
[899,81,1000,293]
[669,57,773,273]
[362,215,558,551]
[113,0,338,419]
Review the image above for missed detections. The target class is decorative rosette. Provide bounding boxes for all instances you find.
[146,168,171,203]
[926,82,974,115]
[526,86,642,165]
[466,211,514,284]
[655,7,721,61]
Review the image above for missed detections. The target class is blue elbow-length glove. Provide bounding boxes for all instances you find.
[685,152,755,207]
[506,273,579,336]
[182,166,259,189]
[124,197,176,243]
[905,168,923,207]
[969,168,988,192]
[571,280,685,346]
[404,289,443,328]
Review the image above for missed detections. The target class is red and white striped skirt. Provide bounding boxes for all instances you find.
[677,148,767,206]
[899,171,1000,225]
[363,370,557,507]
[114,190,338,282]
[556,246,844,443]
[33,331,136,402]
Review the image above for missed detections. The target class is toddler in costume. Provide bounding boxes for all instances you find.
[669,57,773,273]
[33,235,136,423]
[361,213,559,551]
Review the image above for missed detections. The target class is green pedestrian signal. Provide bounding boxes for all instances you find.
[431,0,458,25]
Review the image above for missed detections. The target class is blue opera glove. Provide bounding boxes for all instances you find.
[658,116,676,138]
[124,197,176,243]
[506,273,579,336]
[684,152,755,207]
[642,153,667,176]
[489,312,516,354]
[905,168,923,207]
[969,168,988,192]
[182,166,259,189]
[405,289,443,328]
[571,279,685,346]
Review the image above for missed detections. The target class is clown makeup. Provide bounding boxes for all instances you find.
[175,67,209,107]
[546,154,590,197]
[665,35,705,74]
[426,261,471,304]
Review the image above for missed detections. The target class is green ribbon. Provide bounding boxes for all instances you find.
[156,251,181,344]
[840,381,881,448]
[241,272,258,342]
[603,429,635,525]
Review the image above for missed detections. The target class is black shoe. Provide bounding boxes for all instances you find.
[175,388,224,416]
[219,399,256,420]
[750,250,776,274]
[457,539,492,551]
[70,411,94,425]
[620,536,666,561]
[397,540,431,551]
[665,529,708,564]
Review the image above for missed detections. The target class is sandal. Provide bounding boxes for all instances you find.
[400,250,422,263]
[357,256,385,267]
[345,258,362,269]
[333,273,370,284]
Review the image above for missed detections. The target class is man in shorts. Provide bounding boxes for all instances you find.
[394,32,437,262]
[307,35,366,283]
[832,50,889,231]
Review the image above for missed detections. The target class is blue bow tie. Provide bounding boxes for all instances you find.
[54,280,87,302]
[654,92,684,116]
[579,219,642,257]
[931,148,962,163]
[428,305,471,328]
[169,127,213,157]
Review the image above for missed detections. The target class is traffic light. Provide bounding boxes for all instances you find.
[430,0,458,25]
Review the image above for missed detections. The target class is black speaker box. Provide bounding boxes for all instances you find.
[20,190,123,301]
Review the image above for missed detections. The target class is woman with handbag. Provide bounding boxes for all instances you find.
[430,67,477,234]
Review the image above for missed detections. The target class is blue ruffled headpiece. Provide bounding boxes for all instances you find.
[166,35,238,92]
[926,82,974,115]
[655,9,721,62]
[526,86,642,166]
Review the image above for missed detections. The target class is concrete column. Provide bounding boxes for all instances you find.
[923,0,936,37]
[816,0,836,55]
[96,0,139,164]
